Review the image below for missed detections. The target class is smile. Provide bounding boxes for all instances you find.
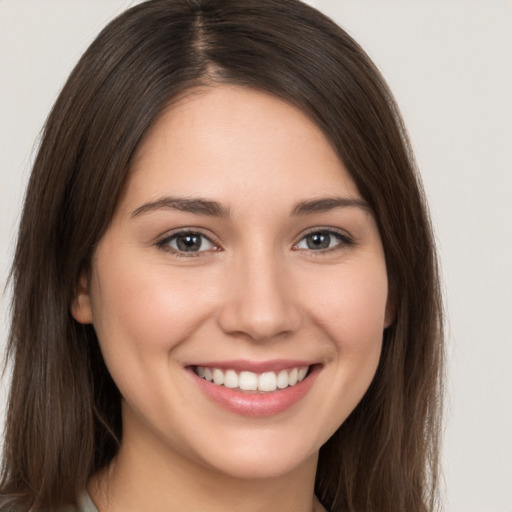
[194,366,309,392]
[189,362,319,417]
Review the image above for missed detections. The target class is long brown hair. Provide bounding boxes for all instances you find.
[1,1,444,510]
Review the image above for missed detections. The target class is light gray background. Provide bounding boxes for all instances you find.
[0,1,511,511]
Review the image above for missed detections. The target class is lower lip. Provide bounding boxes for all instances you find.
[189,366,319,417]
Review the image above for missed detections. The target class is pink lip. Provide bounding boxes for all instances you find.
[187,362,320,418]
[187,359,314,373]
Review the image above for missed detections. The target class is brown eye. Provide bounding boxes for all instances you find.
[304,232,331,250]
[175,233,203,252]
[295,230,352,251]
[159,232,216,253]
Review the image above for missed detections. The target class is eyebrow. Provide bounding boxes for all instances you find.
[131,195,369,218]
[291,197,370,215]
[131,197,230,218]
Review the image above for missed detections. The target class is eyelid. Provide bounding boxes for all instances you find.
[154,226,354,257]
[292,227,354,253]
[155,228,222,256]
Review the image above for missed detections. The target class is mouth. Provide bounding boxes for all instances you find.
[193,365,310,393]
[187,362,319,417]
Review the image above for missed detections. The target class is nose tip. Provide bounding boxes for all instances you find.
[217,260,301,342]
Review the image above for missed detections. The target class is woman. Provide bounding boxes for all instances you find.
[0,0,444,511]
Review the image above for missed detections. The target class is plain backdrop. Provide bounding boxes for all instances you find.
[0,1,511,511]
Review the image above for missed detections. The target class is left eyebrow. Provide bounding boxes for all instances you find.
[131,196,230,218]
[291,197,370,216]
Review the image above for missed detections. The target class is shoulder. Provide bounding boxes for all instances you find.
[58,492,98,512]
[0,492,98,512]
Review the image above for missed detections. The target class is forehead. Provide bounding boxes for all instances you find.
[121,85,360,211]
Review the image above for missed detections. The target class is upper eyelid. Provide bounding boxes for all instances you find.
[156,229,221,251]
[158,228,218,242]
[292,228,355,252]
[296,226,353,242]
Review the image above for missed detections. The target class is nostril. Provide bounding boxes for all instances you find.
[216,293,301,342]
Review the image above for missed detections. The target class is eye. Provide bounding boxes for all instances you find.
[295,230,352,252]
[157,231,218,255]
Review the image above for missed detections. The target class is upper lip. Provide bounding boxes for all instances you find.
[186,359,317,373]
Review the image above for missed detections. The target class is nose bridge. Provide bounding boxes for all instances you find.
[217,243,300,341]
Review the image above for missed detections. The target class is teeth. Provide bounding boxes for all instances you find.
[212,368,224,386]
[194,365,310,392]
[288,368,298,386]
[224,369,238,388]
[277,369,289,389]
[258,371,277,392]
[239,371,258,391]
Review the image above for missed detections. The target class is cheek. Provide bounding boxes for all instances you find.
[304,260,389,352]
[89,256,219,365]
[285,260,388,443]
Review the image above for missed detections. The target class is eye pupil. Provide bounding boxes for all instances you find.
[307,233,330,249]
[177,234,202,252]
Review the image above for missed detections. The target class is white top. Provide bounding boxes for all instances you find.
[56,492,98,512]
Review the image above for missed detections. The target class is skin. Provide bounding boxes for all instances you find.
[73,85,393,512]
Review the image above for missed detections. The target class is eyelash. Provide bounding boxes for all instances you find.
[155,228,354,257]
[156,229,220,257]
[292,228,354,255]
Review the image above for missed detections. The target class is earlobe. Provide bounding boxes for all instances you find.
[71,272,93,324]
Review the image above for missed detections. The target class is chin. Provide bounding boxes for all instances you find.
[202,447,318,481]
[177,423,323,482]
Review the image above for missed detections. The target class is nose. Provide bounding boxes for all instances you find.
[217,249,301,342]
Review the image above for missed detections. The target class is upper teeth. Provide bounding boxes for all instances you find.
[194,366,309,392]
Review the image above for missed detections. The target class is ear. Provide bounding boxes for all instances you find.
[384,281,396,328]
[71,271,93,324]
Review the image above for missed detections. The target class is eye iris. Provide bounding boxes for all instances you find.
[177,234,202,252]
[307,232,330,249]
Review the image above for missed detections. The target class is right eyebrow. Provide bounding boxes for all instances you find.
[131,196,230,218]
[291,196,370,216]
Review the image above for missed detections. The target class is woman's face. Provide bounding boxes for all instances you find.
[73,85,392,480]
